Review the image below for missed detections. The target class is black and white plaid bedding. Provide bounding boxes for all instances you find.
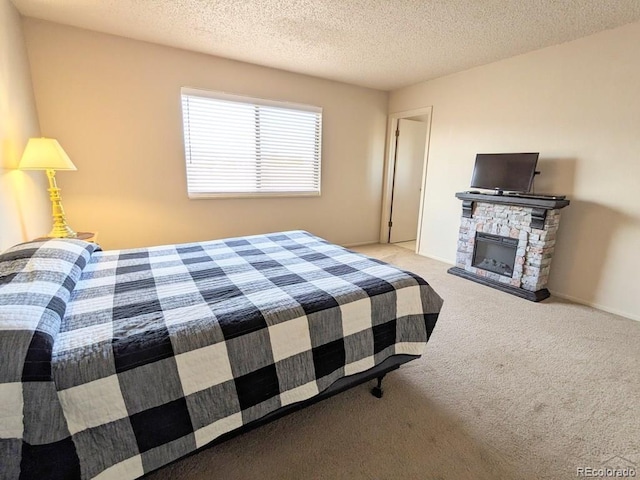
[0,230,442,479]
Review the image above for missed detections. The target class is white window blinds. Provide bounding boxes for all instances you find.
[181,88,322,198]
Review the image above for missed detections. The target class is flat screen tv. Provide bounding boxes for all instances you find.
[470,153,539,194]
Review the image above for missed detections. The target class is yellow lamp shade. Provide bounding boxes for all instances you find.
[19,138,77,171]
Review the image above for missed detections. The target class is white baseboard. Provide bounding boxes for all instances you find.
[341,245,639,323]
[548,290,639,322]
[342,240,378,248]
[421,255,638,322]
[410,251,638,323]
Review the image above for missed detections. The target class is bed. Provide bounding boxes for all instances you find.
[0,230,443,480]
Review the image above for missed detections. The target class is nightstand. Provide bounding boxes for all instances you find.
[33,232,99,243]
[76,232,99,243]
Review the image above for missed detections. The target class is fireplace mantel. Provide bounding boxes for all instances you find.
[455,192,570,229]
[448,192,570,301]
[455,192,570,209]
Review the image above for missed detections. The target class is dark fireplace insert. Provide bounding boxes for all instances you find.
[472,233,518,276]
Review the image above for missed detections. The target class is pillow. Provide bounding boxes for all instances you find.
[0,239,101,382]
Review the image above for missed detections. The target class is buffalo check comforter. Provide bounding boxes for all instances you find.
[0,230,443,479]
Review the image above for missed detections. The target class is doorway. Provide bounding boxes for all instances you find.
[380,107,432,253]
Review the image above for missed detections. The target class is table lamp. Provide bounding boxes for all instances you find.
[19,137,78,238]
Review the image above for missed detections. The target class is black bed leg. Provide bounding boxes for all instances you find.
[371,375,385,398]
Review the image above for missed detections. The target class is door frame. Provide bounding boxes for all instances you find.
[379,106,433,252]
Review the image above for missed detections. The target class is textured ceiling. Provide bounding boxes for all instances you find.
[12,0,640,90]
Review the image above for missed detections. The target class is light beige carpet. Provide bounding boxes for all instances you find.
[148,244,639,480]
[393,240,417,251]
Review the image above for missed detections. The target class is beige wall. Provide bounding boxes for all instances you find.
[0,0,49,251]
[390,21,640,321]
[22,20,388,250]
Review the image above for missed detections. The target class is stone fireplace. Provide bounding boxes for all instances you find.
[448,192,570,301]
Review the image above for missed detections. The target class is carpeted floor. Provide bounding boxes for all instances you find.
[148,244,639,480]
[393,240,417,251]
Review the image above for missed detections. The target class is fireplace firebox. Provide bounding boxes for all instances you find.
[472,233,518,276]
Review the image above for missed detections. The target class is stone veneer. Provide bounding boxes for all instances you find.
[455,203,562,292]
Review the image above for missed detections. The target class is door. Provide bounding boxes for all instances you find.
[389,118,428,243]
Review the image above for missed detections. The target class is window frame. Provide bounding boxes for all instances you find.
[181,87,323,199]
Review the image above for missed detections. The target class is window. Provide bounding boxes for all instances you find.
[181,88,322,198]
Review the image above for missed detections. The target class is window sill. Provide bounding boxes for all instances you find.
[188,192,321,199]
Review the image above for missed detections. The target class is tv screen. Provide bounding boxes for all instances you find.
[470,153,539,193]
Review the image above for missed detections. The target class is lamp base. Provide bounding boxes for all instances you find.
[45,169,76,239]
[47,225,77,238]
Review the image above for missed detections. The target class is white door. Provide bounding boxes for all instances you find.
[390,118,428,243]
